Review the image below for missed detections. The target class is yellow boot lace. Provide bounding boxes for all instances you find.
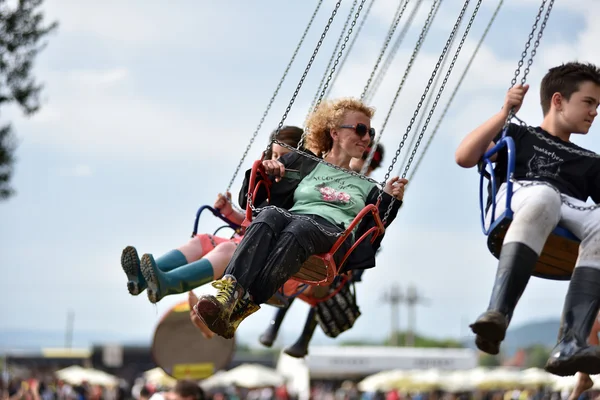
[212,279,236,305]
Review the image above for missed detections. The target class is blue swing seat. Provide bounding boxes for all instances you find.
[478,135,580,281]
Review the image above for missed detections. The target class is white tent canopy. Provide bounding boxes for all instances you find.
[55,365,119,387]
[200,364,285,389]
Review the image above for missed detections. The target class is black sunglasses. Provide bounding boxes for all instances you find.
[339,123,376,139]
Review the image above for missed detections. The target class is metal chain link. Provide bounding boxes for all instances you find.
[360,0,411,100]
[409,0,504,182]
[380,0,482,224]
[363,0,425,104]
[503,0,549,128]
[297,0,368,150]
[273,139,381,186]
[262,0,345,158]
[305,0,360,126]
[225,0,325,194]
[323,0,378,101]
[362,0,441,177]
[401,0,483,179]
[399,0,462,174]
[247,204,344,238]
[511,180,600,212]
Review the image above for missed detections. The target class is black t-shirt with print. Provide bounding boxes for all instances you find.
[491,122,600,203]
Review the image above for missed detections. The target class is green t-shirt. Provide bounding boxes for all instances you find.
[289,162,375,229]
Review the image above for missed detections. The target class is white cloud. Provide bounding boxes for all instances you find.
[68,68,129,87]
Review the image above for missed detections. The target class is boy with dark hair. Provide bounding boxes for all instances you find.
[454,61,600,376]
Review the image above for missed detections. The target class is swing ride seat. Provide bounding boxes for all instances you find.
[479,135,580,281]
[244,160,385,287]
[191,205,244,238]
[277,273,352,307]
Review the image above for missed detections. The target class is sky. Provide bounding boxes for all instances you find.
[1,0,600,350]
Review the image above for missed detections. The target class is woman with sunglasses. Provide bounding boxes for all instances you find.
[119,126,303,338]
[258,143,387,355]
[193,97,408,339]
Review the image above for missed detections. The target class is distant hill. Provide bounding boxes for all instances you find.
[462,318,560,357]
[0,318,561,354]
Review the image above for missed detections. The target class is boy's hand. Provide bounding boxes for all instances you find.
[503,83,529,114]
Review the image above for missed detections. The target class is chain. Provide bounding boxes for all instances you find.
[273,140,381,186]
[247,204,344,238]
[323,0,378,101]
[297,0,368,150]
[305,0,360,123]
[401,0,483,180]
[399,0,462,174]
[382,0,481,224]
[511,180,600,212]
[409,0,504,182]
[365,0,441,178]
[262,0,344,159]
[360,0,411,101]
[503,0,549,129]
[512,117,600,158]
[363,0,425,104]
[520,0,553,85]
[225,0,325,194]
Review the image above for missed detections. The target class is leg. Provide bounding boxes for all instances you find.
[248,216,340,304]
[120,240,196,296]
[196,212,340,338]
[545,198,600,376]
[140,235,233,303]
[259,298,295,347]
[569,373,594,400]
[194,208,294,337]
[473,182,562,354]
[284,308,318,358]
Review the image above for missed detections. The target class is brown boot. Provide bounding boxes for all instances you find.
[194,275,245,338]
[222,297,261,339]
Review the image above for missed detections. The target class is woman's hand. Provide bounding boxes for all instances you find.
[214,191,233,217]
[262,159,286,182]
[384,177,408,201]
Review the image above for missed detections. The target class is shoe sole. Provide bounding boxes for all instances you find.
[259,332,276,348]
[475,335,500,355]
[121,246,143,295]
[470,313,507,343]
[193,303,234,339]
[284,344,308,358]
[546,352,600,376]
[140,254,160,304]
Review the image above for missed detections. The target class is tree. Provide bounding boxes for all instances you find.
[525,345,551,369]
[478,353,502,367]
[383,331,464,348]
[0,0,58,200]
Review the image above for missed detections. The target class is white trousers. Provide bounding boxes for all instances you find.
[485,180,600,269]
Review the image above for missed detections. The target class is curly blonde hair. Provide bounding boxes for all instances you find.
[305,97,375,157]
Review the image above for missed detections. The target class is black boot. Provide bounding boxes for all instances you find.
[284,308,317,358]
[470,242,538,354]
[259,299,294,347]
[545,267,600,376]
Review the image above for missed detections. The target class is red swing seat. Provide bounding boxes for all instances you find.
[242,160,385,287]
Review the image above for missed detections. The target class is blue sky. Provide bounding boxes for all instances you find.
[1,0,599,349]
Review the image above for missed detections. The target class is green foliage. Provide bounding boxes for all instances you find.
[525,344,551,369]
[0,0,58,200]
[479,353,502,367]
[339,331,464,348]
